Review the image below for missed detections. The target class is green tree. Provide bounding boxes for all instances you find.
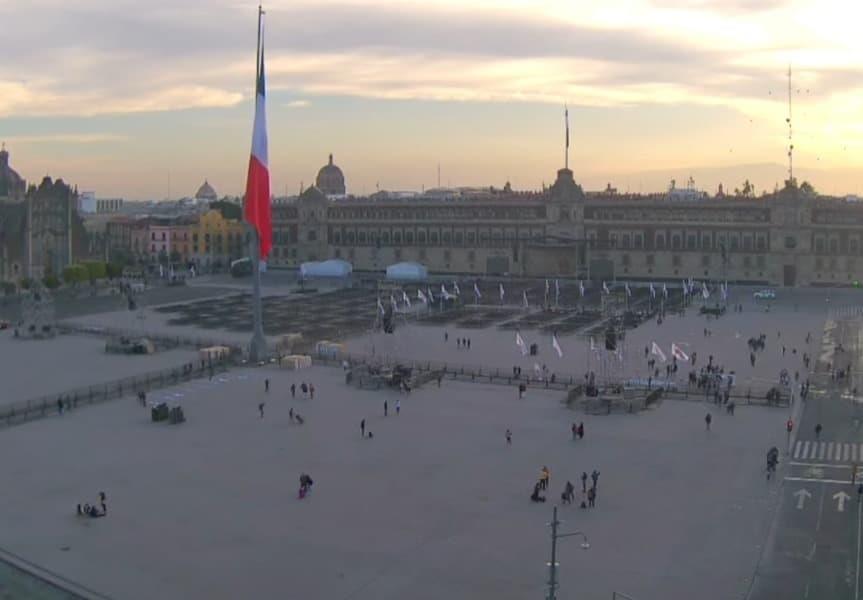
[81,261,107,281]
[19,278,32,290]
[42,274,60,289]
[106,263,124,279]
[62,264,88,285]
[800,181,816,195]
[210,200,242,221]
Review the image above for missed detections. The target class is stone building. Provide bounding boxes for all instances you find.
[0,146,83,282]
[270,159,863,287]
[195,180,218,203]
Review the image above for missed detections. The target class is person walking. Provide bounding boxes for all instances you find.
[581,471,588,493]
[360,419,365,437]
[587,486,596,508]
[705,412,712,431]
[577,422,584,440]
[265,378,270,393]
[289,407,294,422]
[505,429,512,444]
[384,401,388,417]
[563,481,575,505]
[309,383,315,400]
[258,402,265,418]
[591,469,600,490]
[290,383,296,398]
[815,423,823,440]
[571,423,577,440]
[395,399,400,415]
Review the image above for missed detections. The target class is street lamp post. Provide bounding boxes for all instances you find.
[546,506,590,600]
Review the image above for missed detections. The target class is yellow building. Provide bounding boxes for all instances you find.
[192,209,247,270]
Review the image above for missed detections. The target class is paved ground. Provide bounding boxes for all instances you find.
[748,311,863,600]
[0,331,198,407]
[2,285,860,599]
[0,363,788,600]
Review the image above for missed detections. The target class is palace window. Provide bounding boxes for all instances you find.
[687,235,697,250]
[757,255,766,269]
[393,232,401,244]
[347,231,355,243]
[430,232,439,244]
[455,232,463,245]
[729,236,739,251]
[671,234,681,250]
[830,239,839,254]
[850,239,860,254]
[784,236,796,250]
[756,236,767,251]
[633,234,643,249]
[702,235,712,250]
[467,232,476,244]
[382,231,390,244]
[333,232,341,244]
[655,234,666,250]
[814,237,825,253]
[621,234,631,249]
[442,232,451,244]
[743,236,753,251]
[418,231,426,244]
[405,231,413,244]
[359,231,367,244]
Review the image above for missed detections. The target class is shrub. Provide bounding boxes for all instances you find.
[42,274,61,289]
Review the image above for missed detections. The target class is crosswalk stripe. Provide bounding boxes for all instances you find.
[854,444,858,462]
[802,441,811,459]
[819,442,827,460]
[794,441,803,459]
[859,443,863,461]
[844,444,851,462]
[836,443,843,461]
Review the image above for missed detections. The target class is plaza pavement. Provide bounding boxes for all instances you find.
[0,360,790,600]
[0,331,198,408]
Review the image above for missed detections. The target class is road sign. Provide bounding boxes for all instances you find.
[833,490,850,512]
[793,488,811,510]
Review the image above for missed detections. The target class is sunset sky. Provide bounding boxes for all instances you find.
[1,0,860,199]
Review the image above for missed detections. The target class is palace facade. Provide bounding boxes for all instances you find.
[269,158,863,287]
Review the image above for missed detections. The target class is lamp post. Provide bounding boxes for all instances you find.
[546,506,590,600]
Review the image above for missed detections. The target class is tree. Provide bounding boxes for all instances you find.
[42,274,60,289]
[62,264,88,285]
[210,200,242,221]
[800,181,816,196]
[170,249,181,265]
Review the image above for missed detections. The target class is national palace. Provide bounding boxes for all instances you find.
[270,155,863,287]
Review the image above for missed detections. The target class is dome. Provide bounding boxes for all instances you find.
[0,144,26,201]
[315,154,346,196]
[195,179,218,201]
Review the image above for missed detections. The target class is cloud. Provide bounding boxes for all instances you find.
[0,0,859,128]
[4,133,129,144]
[285,100,311,108]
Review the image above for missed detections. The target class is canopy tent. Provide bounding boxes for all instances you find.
[299,259,353,279]
[386,261,428,281]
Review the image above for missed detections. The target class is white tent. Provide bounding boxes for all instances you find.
[299,259,353,279]
[386,261,428,281]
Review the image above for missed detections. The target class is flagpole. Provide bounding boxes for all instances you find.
[247,4,267,363]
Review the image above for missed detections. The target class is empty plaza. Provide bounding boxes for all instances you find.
[0,283,852,599]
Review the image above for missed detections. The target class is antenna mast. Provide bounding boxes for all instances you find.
[786,65,794,185]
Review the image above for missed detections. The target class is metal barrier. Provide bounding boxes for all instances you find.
[313,351,789,405]
[0,358,233,429]
[0,545,112,599]
[56,322,241,354]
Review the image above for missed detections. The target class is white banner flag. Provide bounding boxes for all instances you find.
[523,290,529,309]
[625,283,632,297]
[453,282,461,296]
[671,343,689,362]
[579,280,585,297]
[377,297,385,315]
[552,333,563,358]
[651,341,667,362]
[402,291,411,308]
[649,283,656,299]
[474,282,481,299]
[516,331,528,356]
[499,283,505,302]
[602,281,610,295]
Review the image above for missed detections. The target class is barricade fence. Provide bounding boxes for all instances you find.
[311,351,790,406]
[0,356,233,429]
[56,322,241,354]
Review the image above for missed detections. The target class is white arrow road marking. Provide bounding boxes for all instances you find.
[835,491,851,513]
[794,488,812,510]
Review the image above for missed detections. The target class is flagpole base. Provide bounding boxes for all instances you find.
[249,329,267,363]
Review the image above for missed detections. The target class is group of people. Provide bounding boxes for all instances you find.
[531,467,601,509]
[76,492,107,519]
[290,382,315,399]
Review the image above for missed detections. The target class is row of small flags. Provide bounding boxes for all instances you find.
[379,280,731,313]
[513,331,693,364]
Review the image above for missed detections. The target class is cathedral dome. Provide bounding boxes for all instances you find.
[315,154,346,196]
[195,179,218,202]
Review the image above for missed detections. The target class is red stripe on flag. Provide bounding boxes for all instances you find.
[244,155,271,258]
